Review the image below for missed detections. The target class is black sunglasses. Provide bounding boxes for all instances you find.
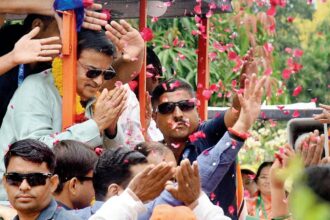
[79,61,116,80]
[4,172,52,187]
[156,100,195,114]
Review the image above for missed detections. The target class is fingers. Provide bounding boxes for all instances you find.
[84,12,108,26]
[312,134,324,165]
[319,104,330,111]
[111,20,128,35]
[119,19,133,32]
[98,88,109,103]
[40,36,61,45]
[25,27,40,39]
[39,49,61,56]
[82,22,102,31]
[321,156,330,165]
[35,57,53,62]
[88,3,103,10]
[41,44,62,50]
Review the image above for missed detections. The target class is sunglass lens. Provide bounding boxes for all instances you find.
[27,174,47,186]
[179,101,195,111]
[86,70,102,79]
[103,70,116,80]
[158,102,175,114]
[6,174,23,186]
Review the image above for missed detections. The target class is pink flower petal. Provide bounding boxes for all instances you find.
[140,28,154,42]
[292,85,302,97]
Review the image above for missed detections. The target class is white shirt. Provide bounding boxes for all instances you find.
[104,84,163,149]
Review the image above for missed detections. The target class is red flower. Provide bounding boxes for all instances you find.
[140,28,154,42]
[292,85,302,97]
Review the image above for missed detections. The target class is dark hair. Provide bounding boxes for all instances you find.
[254,161,273,183]
[4,139,56,173]
[134,141,171,157]
[53,140,98,194]
[305,166,330,202]
[93,148,147,201]
[77,29,116,58]
[23,14,55,32]
[241,169,256,176]
[151,78,195,108]
[147,47,163,79]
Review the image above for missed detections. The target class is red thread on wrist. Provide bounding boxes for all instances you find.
[228,127,250,140]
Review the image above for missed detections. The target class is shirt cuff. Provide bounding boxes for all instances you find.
[123,189,147,215]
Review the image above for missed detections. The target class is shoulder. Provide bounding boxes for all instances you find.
[56,208,83,220]
[16,69,54,95]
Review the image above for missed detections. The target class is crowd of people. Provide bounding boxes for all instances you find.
[0,1,329,220]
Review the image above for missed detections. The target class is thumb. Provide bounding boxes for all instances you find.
[165,184,177,196]
[98,88,109,102]
[25,26,41,39]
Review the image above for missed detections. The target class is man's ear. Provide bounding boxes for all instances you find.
[106,184,120,198]
[31,18,44,33]
[68,178,79,196]
[50,175,59,193]
[2,175,6,186]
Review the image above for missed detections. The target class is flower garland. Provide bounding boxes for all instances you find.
[52,57,87,123]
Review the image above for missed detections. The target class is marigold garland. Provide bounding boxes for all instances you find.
[51,57,85,116]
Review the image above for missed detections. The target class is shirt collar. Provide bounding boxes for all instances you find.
[13,199,58,220]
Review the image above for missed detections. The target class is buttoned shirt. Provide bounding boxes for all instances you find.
[13,199,81,220]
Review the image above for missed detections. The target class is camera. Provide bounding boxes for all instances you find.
[287,118,329,157]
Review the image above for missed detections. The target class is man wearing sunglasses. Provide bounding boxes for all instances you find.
[0,20,146,198]
[53,140,98,210]
[2,139,80,219]
[151,75,266,219]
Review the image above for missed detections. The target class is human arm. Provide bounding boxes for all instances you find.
[90,163,175,220]
[313,104,330,124]
[270,146,294,219]
[0,27,61,76]
[0,0,54,15]
[93,86,128,137]
[3,73,103,148]
[103,20,144,89]
[166,160,230,220]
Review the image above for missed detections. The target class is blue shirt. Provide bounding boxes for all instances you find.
[69,201,104,219]
[13,199,81,220]
[139,114,244,220]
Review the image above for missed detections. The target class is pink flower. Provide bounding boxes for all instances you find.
[264,42,274,53]
[202,89,213,100]
[293,49,304,58]
[282,69,291,79]
[228,51,238,60]
[292,85,302,97]
[188,131,206,142]
[292,110,300,118]
[287,16,294,23]
[228,205,235,215]
[266,6,277,16]
[140,28,154,42]
[194,3,202,14]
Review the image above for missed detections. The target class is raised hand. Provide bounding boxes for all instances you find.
[12,27,61,64]
[271,145,295,189]
[82,3,108,31]
[128,162,175,202]
[105,20,144,61]
[295,131,324,167]
[232,74,267,133]
[166,159,201,206]
[93,86,128,134]
[314,104,330,124]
